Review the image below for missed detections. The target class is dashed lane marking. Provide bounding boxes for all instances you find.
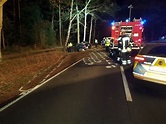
[106,65,117,68]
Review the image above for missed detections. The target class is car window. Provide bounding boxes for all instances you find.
[146,46,166,57]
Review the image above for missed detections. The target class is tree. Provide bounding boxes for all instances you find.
[13,0,21,45]
[88,13,93,43]
[75,0,90,44]
[47,0,119,49]
[83,1,88,42]
[83,0,119,43]
[65,0,91,47]
[0,0,7,62]
[58,0,62,45]
[50,0,67,46]
[76,3,80,43]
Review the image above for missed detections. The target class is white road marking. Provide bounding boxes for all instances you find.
[112,65,116,68]
[106,60,112,64]
[83,57,94,65]
[106,65,117,69]
[120,66,133,102]
[89,52,101,63]
[83,52,104,65]
[96,51,105,60]
[106,66,112,68]
[0,59,83,112]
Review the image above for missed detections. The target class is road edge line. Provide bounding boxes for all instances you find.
[0,59,83,112]
[120,66,133,102]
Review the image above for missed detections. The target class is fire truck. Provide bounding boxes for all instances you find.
[110,18,146,49]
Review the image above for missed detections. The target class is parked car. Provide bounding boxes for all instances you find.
[133,40,166,85]
[82,41,92,49]
[74,43,87,52]
[74,41,92,52]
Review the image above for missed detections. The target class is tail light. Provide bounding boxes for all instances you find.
[134,55,146,62]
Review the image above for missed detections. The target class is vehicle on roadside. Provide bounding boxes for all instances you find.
[74,43,87,52]
[82,41,92,49]
[133,40,166,85]
[74,41,92,52]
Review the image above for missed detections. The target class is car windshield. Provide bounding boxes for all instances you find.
[140,44,166,57]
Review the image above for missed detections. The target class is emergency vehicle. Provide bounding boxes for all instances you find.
[111,18,146,49]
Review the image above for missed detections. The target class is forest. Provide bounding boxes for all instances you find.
[1,0,119,51]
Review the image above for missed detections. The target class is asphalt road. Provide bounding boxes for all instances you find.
[0,50,166,124]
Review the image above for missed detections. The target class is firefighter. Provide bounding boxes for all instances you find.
[117,32,132,65]
[101,37,106,47]
[105,38,110,52]
[67,42,73,52]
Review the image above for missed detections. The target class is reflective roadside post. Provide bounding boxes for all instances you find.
[0,0,7,62]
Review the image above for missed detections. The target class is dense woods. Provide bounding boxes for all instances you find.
[1,0,118,51]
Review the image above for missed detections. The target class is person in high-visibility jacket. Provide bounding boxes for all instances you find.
[67,42,73,52]
[105,38,110,52]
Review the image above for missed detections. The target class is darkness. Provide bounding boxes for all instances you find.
[96,0,166,42]
[2,0,166,47]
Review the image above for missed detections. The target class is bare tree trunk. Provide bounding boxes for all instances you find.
[0,0,7,62]
[65,0,74,47]
[2,29,5,49]
[51,5,54,30]
[92,19,96,43]
[88,15,93,43]
[0,27,2,62]
[0,5,3,62]
[76,4,80,44]
[13,0,21,45]
[13,0,16,43]
[59,0,62,46]
[83,5,87,42]
[17,0,21,39]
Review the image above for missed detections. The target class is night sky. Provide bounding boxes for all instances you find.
[96,0,166,42]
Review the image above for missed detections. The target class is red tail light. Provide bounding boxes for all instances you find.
[134,56,146,62]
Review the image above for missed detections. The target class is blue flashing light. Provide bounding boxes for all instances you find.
[126,19,129,22]
[160,36,166,40]
[111,21,115,26]
[141,19,146,25]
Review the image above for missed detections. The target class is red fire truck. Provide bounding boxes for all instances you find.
[111,18,146,49]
